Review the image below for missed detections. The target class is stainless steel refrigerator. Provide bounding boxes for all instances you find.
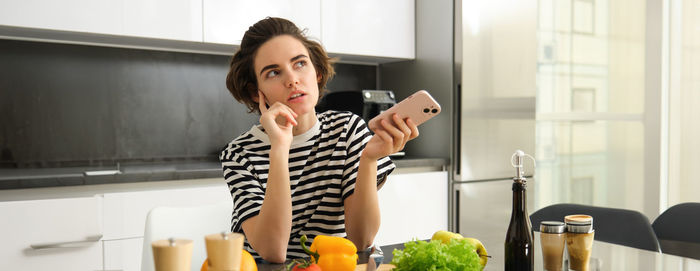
[452,0,538,269]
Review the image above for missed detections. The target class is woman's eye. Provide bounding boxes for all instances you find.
[266,70,279,78]
[294,60,307,68]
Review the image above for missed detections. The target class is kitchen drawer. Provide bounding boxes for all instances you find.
[0,196,103,270]
[103,183,230,240]
[104,237,143,271]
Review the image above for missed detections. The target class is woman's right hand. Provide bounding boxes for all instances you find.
[258,90,298,149]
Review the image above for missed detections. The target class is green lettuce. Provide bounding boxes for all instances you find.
[390,239,482,271]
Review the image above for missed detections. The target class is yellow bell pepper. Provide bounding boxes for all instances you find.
[300,235,358,271]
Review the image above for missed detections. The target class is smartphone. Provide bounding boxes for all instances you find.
[368,90,441,130]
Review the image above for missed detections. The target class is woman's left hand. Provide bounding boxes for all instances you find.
[362,114,419,161]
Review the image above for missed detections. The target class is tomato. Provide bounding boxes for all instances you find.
[291,263,321,271]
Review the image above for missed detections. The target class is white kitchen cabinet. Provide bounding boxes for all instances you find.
[0,0,202,42]
[1,0,414,61]
[375,171,448,246]
[103,237,144,271]
[321,0,415,59]
[0,0,123,35]
[102,184,230,240]
[122,0,203,41]
[0,196,103,271]
[102,183,230,271]
[203,0,321,45]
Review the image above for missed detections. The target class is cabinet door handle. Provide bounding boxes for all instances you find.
[30,234,103,250]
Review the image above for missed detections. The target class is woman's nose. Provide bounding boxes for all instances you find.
[284,72,299,87]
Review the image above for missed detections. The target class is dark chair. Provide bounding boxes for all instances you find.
[530,203,660,252]
[652,202,700,260]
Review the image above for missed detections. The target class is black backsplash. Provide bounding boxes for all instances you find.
[0,40,376,168]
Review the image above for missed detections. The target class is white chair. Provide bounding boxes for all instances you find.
[141,200,233,271]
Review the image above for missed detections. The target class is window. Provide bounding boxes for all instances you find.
[457,0,695,220]
[535,0,649,215]
[668,0,700,205]
[537,0,700,216]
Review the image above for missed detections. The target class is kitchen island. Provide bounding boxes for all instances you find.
[254,234,700,271]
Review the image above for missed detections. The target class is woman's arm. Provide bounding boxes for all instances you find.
[240,94,297,263]
[344,114,418,249]
[240,146,293,263]
[344,156,381,249]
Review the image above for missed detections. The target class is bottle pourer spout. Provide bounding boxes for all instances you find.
[511,150,526,179]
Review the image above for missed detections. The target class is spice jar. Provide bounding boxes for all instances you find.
[540,221,566,271]
[565,215,595,271]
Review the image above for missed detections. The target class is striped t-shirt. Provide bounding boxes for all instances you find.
[219,110,395,260]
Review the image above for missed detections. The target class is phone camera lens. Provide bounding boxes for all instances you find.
[431,109,438,113]
[423,108,430,113]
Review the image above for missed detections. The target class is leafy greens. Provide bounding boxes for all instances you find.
[390,239,482,271]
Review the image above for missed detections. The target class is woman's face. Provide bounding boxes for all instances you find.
[253,35,320,117]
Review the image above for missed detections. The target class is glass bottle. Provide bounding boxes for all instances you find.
[505,150,534,271]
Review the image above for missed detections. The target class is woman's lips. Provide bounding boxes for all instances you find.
[288,93,306,102]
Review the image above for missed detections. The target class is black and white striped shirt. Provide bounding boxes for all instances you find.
[219,110,395,260]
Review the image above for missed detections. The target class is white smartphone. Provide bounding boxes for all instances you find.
[368,90,441,130]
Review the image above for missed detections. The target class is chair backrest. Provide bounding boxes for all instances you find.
[530,203,660,252]
[651,202,700,259]
[141,200,233,271]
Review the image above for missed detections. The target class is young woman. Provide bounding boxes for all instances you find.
[220,17,419,263]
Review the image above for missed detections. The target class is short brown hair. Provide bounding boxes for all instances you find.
[225,17,335,114]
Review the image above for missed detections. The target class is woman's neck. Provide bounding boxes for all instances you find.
[292,110,318,136]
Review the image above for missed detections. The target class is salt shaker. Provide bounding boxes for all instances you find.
[540,221,566,271]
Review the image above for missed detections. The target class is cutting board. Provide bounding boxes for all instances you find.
[355,263,396,271]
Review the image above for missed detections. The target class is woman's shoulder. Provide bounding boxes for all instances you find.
[317,110,363,125]
[219,128,264,161]
[226,129,259,148]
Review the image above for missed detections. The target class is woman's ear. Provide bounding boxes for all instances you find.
[252,89,260,103]
[317,73,322,83]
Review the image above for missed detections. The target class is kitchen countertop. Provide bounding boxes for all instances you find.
[256,243,406,271]
[0,157,449,190]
